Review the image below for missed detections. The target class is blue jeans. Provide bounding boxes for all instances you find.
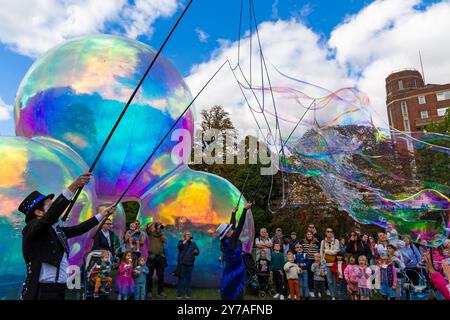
[298,271,310,298]
[134,282,146,300]
[326,266,336,298]
[336,278,347,300]
[177,264,194,297]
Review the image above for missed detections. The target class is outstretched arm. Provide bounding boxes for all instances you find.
[233,202,252,239]
[63,206,116,239]
[229,206,238,226]
[25,173,92,238]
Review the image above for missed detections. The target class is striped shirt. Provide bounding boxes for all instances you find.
[302,240,320,260]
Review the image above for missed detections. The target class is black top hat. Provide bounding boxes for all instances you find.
[18,191,55,223]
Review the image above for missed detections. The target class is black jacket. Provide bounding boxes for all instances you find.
[177,240,200,266]
[346,239,370,259]
[21,194,100,300]
[92,230,116,256]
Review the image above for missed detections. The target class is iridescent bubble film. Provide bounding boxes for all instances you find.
[138,167,254,287]
[15,35,195,200]
[240,65,449,246]
[0,136,96,298]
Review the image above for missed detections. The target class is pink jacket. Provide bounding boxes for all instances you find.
[429,272,450,300]
[355,266,373,289]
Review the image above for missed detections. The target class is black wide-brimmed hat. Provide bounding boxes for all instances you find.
[18,191,55,223]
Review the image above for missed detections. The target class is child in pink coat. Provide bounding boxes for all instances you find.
[344,255,359,300]
[355,255,372,300]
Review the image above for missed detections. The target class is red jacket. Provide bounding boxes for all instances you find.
[331,260,348,282]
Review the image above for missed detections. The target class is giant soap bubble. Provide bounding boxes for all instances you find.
[237,64,449,246]
[15,35,195,202]
[138,167,254,287]
[0,136,96,298]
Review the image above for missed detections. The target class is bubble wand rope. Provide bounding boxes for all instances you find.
[61,0,194,221]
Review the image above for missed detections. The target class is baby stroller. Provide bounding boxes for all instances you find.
[82,250,113,300]
[242,253,274,298]
[403,268,433,300]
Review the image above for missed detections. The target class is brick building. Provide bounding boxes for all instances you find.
[386,69,449,132]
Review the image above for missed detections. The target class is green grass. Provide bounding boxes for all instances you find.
[68,286,386,300]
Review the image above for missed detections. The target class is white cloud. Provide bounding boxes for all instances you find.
[185,19,353,142]
[0,97,13,121]
[186,0,450,139]
[195,28,210,43]
[0,0,178,57]
[119,0,178,39]
[330,0,450,126]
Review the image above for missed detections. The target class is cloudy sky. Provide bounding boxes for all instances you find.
[1,0,449,137]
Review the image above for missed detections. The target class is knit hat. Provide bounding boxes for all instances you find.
[216,223,233,240]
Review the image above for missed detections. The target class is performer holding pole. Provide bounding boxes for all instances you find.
[19,173,116,300]
[216,201,253,300]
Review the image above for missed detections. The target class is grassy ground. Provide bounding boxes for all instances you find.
[68,285,386,300]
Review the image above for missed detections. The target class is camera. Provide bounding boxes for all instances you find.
[155,222,165,230]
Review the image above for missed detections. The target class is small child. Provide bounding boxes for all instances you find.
[356,255,372,300]
[377,252,397,300]
[126,223,142,254]
[134,256,149,300]
[257,250,270,290]
[310,253,327,300]
[294,244,309,298]
[116,251,135,300]
[331,251,348,300]
[284,252,301,300]
[270,243,285,300]
[89,251,112,298]
[344,255,359,300]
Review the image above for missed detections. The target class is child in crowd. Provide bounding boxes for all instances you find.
[386,244,406,299]
[331,251,348,300]
[126,222,143,257]
[294,244,309,298]
[89,251,112,298]
[344,255,359,300]
[376,252,397,300]
[257,250,271,290]
[284,252,301,300]
[116,251,135,300]
[311,253,327,300]
[270,243,285,300]
[356,255,372,300]
[134,256,149,300]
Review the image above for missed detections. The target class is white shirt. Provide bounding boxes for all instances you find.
[101,230,111,247]
[39,189,103,284]
[337,261,343,278]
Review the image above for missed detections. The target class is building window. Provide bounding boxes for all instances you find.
[388,107,394,125]
[412,79,417,88]
[401,101,408,116]
[437,107,448,116]
[418,95,426,104]
[403,119,411,131]
[436,90,450,101]
[398,80,404,90]
[420,110,429,119]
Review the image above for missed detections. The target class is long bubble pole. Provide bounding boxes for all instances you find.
[94,60,229,234]
[236,170,251,207]
[61,0,194,222]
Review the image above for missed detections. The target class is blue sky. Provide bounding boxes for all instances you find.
[0,0,447,135]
